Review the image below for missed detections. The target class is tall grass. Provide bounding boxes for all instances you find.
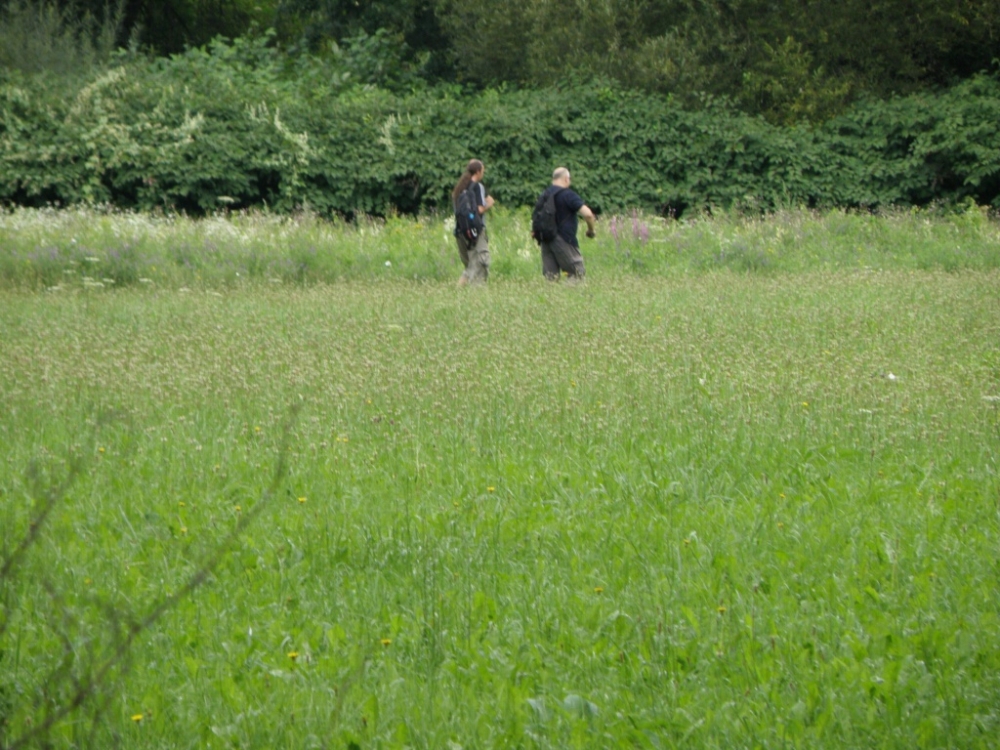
[1,204,998,290]
[2,259,999,746]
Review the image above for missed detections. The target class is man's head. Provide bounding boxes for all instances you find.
[552,167,571,187]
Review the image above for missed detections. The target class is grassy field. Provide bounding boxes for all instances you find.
[2,209,1000,749]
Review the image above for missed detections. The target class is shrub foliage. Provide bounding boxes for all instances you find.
[1,37,999,217]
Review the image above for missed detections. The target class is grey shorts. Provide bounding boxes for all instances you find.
[541,234,585,279]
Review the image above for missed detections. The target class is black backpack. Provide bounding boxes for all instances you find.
[531,186,564,243]
[455,183,484,240]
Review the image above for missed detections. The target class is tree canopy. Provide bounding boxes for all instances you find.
[1,0,999,122]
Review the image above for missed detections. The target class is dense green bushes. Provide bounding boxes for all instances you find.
[2,38,999,217]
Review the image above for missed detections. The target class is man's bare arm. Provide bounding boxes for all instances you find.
[579,205,596,237]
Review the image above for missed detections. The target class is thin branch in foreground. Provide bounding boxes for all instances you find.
[2,403,301,750]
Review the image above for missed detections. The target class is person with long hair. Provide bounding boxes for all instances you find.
[452,159,495,285]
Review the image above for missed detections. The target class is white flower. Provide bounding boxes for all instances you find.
[385,260,392,267]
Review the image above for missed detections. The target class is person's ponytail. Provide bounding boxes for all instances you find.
[452,159,484,205]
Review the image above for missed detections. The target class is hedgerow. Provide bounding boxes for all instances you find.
[2,37,999,217]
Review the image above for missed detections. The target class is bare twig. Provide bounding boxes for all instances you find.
[2,403,301,750]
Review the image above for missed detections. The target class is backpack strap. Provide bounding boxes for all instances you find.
[550,186,566,224]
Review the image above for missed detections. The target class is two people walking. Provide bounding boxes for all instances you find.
[451,161,595,284]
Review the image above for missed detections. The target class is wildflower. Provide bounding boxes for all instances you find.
[487,486,495,493]
[178,501,185,507]
[801,402,809,407]
[254,426,262,433]
[98,447,105,453]
[594,587,604,594]
[777,522,785,529]
[380,638,391,647]
[234,505,242,513]
[779,493,786,499]
[298,497,306,504]
[385,260,392,267]
[287,651,299,661]
[717,606,727,615]
[131,714,144,723]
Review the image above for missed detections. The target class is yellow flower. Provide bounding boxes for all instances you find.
[254,426,261,433]
[487,486,495,493]
[287,651,299,661]
[180,527,188,534]
[298,497,306,504]
[131,714,144,723]
[779,493,786,499]
[380,638,392,647]
[717,606,727,615]
[234,505,242,513]
[801,401,809,407]
[594,586,604,594]
[98,446,105,453]
[178,501,186,507]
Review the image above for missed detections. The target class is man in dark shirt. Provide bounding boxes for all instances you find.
[538,167,596,280]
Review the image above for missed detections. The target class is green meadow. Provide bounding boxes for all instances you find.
[2,207,1000,749]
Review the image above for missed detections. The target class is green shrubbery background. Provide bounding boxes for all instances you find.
[2,33,999,218]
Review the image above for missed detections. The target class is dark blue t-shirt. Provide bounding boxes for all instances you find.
[554,188,585,246]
